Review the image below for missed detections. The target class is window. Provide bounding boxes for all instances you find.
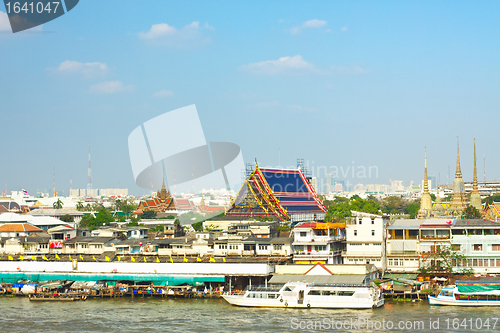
[229,244,238,250]
[39,244,48,249]
[315,245,326,251]
[94,244,103,249]
[371,230,375,236]
[354,230,357,236]
[452,229,465,236]
[371,218,375,225]
[258,245,268,251]
[358,218,362,225]
[492,244,500,251]
[273,244,282,250]
[80,244,88,249]
[473,244,482,251]
[218,244,227,250]
[388,259,393,266]
[300,232,307,237]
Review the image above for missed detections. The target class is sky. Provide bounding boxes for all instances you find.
[1,1,500,196]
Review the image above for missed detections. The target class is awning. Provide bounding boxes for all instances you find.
[268,274,366,285]
[382,273,418,280]
[0,272,224,286]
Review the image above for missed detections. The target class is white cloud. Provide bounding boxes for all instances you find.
[56,60,108,78]
[153,89,174,98]
[138,21,213,47]
[289,19,327,35]
[329,65,369,75]
[0,11,10,32]
[302,19,327,29]
[341,26,348,32]
[240,55,316,75]
[89,81,134,94]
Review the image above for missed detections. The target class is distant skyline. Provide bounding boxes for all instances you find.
[1,1,500,196]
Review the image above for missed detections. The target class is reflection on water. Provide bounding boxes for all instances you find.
[0,298,498,332]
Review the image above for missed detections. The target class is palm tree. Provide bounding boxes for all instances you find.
[53,199,63,209]
[76,201,84,211]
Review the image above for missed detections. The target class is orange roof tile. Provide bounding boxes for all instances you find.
[0,223,43,232]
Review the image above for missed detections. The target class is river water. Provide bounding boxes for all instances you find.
[1,297,499,332]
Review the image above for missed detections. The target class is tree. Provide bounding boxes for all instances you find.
[79,214,96,229]
[405,202,420,219]
[419,245,474,277]
[94,208,114,227]
[191,221,203,232]
[53,199,63,209]
[141,209,157,219]
[483,194,500,206]
[59,214,74,223]
[463,205,482,219]
[76,202,84,211]
[430,194,436,202]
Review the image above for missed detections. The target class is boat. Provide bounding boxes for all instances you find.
[221,282,384,309]
[29,294,87,302]
[429,280,500,306]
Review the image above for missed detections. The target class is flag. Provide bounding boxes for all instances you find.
[19,255,24,261]
[210,257,215,263]
[92,255,96,261]
[156,257,160,263]
[131,256,135,262]
[183,257,188,263]
[105,256,110,262]
[43,255,49,261]
[117,256,121,262]
[22,188,28,195]
[68,254,72,261]
[144,257,147,263]
[197,257,202,262]
[222,257,226,263]
[8,255,13,261]
[169,257,173,263]
[31,256,36,261]
[55,254,60,260]
[80,255,84,261]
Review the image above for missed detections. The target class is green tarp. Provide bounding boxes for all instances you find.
[382,273,418,280]
[0,272,224,286]
[457,284,500,293]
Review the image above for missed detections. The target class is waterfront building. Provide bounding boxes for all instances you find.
[26,208,83,222]
[343,212,386,270]
[450,219,500,274]
[0,223,43,237]
[274,263,380,282]
[90,226,149,239]
[386,219,422,273]
[292,222,345,264]
[63,237,116,255]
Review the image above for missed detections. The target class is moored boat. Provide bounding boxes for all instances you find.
[429,280,500,306]
[29,294,87,302]
[222,282,384,309]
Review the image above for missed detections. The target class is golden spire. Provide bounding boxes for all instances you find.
[455,136,462,178]
[473,138,478,193]
[470,138,482,211]
[423,146,429,194]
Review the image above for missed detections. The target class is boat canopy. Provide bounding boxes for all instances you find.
[457,284,500,294]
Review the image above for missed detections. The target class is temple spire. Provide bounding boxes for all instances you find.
[470,138,482,210]
[455,136,462,178]
[423,146,429,194]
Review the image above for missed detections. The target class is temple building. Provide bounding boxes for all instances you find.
[134,178,177,215]
[417,147,432,219]
[449,137,467,214]
[470,139,482,211]
[225,162,327,222]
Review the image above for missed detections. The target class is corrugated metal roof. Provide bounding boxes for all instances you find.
[268,274,365,285]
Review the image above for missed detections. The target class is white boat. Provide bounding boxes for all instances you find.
[429,282,500,306]
[222,282,384,309]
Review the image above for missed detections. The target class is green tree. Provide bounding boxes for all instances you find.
[483,194,500,206]
[94,208,114,227]
[53,199,63,209]
[79,214,96,229]
[59,214,74,223]
[405,202,420,219]
[76,201,84,211]
[191,221,203,232]
[430,193,436,202]
[141,209,157,219]
[463,205,482,219]
[419,245,474,277]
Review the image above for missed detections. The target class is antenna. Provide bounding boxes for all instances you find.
[484,155,486,184]
[87,144,92,193]
[53,166,56,197]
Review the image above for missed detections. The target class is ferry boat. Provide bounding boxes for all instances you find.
[221,282,384,309]
[429,281,500,306]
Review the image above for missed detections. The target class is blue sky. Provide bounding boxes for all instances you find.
[1,1,500,196]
